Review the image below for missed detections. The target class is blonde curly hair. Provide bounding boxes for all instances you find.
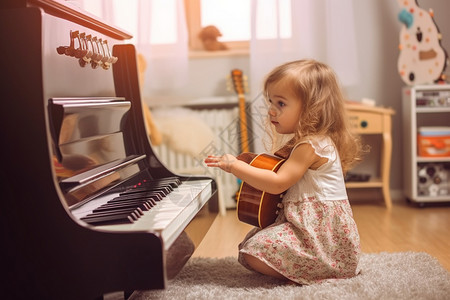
[263,59,363,172]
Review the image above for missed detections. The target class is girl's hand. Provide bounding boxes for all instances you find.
[204,154,237,173]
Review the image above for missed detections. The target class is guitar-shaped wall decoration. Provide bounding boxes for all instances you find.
[396,0,448,85]
[236,152,286,228]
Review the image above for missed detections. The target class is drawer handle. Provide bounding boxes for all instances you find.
[360,120,368,128]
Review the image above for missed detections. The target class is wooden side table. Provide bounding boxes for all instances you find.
[345,103,395,209]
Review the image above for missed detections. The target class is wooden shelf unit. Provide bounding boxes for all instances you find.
[345,103,395,209]
[402,84,450,205]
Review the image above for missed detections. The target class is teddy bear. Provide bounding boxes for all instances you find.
[198,25,229,51]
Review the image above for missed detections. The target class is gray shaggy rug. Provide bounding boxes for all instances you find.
[130,252,450,300]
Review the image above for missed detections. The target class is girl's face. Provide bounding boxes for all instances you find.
[267,78,302,134]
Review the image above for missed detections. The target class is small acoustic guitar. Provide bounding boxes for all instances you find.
[236,152,286,228]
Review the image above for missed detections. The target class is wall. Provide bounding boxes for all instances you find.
[347,0,449,199]
[144,0,450,199]
[145,54,250,104]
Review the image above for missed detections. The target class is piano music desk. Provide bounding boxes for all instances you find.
[345,103,395,209]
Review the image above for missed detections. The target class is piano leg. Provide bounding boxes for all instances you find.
[165,197,218,279]
[184,196,219,247]
[98,291,132,300]
[165,231,195,279]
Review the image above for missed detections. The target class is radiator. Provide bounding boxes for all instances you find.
[152,107,241,215]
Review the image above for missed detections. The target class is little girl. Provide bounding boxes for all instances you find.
[205,59,362,285]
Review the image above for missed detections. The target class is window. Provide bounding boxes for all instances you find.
[185,0,291,51]
[81,0,292,52]
[200,0,251,42]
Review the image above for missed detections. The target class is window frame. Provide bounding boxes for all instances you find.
[184,0,249,52]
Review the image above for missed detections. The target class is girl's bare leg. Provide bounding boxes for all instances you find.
[241,253,287,279]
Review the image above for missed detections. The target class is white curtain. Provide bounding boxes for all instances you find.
[249,0,360,152]
[78,0,189,92]
[136,0,189,92]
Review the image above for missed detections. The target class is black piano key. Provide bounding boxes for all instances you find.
[119,177,181,195]
[128,185,173,194]
[127,199,155,208]
[121,187,168,195]
[122,186,171,196]
[106,198,155,208]
[134,178,180,188]
[81,214,135,225]
[141,177,181,187]
[115,192,163,201]
[119,192,166,201]
[131,182,177,191]
[84,213,139,222]
[150,181,177,188]
[108,197,157,206]
[164,177,182,185]
[92,206,144,218]
[93,206,144,215]
[84,208,141,219]
[100,201,151,211]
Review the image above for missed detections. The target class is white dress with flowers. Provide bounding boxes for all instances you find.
[238,136,361,285]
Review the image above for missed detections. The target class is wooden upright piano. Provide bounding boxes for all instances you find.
[0,1,218,299]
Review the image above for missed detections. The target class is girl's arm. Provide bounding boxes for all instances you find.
[204,143,322,194]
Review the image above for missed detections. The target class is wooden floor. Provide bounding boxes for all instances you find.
[192,200,450,271]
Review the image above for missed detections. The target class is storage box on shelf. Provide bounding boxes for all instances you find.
[402,84,450,205]
[417,126,450,157]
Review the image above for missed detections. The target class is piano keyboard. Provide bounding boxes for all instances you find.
[71,177,213,249]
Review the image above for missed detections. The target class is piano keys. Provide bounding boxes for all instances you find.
[0,1,218,299]
[73,177,213,248]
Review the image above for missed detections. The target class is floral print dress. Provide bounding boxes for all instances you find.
[238,136,361,285]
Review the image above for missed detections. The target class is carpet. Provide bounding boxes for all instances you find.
[130,252,450,300]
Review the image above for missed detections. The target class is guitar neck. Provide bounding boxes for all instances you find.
[238,93,250,153]
[229,68,250,154]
